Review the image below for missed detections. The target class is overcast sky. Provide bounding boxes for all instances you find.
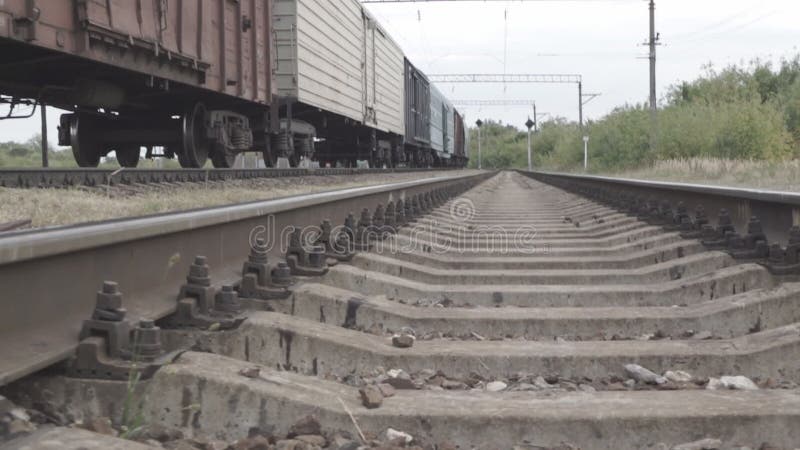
[1,0,798,146]
[364,0,799,128]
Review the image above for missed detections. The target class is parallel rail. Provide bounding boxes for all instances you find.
[0,171,491,386]
[523,170,800,245]
[0,167,461,189]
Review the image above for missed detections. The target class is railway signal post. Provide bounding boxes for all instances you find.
[526,117,535,171]
[476,119,483,169]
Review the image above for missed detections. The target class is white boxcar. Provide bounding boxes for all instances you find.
[273,0,405,136]
[430,84,452,159]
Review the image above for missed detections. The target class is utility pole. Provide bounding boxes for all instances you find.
[648,0,659,152]
[533,103,538,132]
[578,81,583,129]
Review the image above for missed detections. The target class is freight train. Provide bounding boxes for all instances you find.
[0,0,468,169]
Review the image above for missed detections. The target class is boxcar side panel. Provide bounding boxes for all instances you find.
[404,58,430,146]
[367,13,405,135]
[275,0,403,135]
[0,0,273,105]
[429,84,445,153]
[275,0,364,123]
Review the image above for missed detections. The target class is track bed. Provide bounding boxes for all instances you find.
[2,171,799,450]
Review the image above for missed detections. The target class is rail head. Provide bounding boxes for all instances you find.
[0,170,493,386]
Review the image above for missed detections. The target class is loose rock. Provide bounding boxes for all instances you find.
[239,367,261,379]
[377,383,396,398]
[624,364,667,385]
[671,438,722,450]
[691,331,714,340]
[383,428,413,445]
[664,370,693,384]
[359,385,384,409]
[8,408,30,422]
[385,369,417,390]
[706,376,758,391]
[486,381,508,392]
[392,333,415,348]
[533,376,553,390]
[288,415,321,438]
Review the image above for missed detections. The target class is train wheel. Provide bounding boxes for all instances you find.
[180,103,209,168]
[211,144,236,168]
[70,114,103,168]
[116,145,140,168]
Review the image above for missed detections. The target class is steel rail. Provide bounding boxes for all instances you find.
[0,167,460,189]
[0,171,493,386]
[522,170,800,245]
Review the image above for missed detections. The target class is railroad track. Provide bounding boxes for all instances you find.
[3,170,800,449]
[0,167,460,189]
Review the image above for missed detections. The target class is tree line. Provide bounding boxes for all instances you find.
[468,57,800,171]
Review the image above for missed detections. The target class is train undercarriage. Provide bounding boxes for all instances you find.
[55,100,458,170]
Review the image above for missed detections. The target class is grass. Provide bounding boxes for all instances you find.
[598,158,800,192]
[0,171,475,229]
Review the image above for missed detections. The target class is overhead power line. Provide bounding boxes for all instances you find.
[452,100,538,106]
[428,74,595,127]
[362,0,639,3]
[428,74,582,84]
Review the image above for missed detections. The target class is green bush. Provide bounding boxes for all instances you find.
[467,56,800,172]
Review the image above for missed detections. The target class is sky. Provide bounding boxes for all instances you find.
[1,0,798,146]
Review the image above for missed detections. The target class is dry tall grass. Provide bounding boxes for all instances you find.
[606,158,800,192]
[0,171,475,229]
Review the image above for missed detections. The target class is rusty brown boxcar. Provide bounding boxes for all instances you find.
[0,0,275,168]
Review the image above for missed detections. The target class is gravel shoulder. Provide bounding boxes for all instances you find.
[0,170,479,230]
